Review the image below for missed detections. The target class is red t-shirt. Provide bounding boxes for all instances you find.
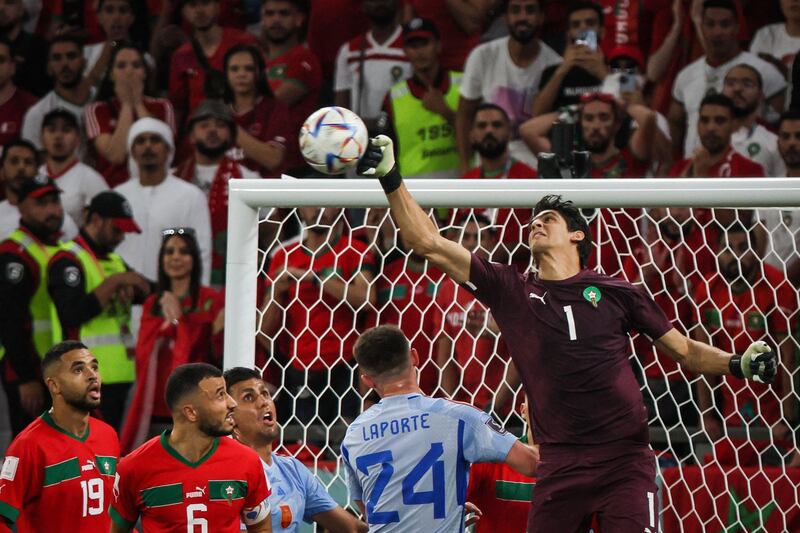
[169,28,258,123]
[408,0,480,71]
[266,236,376,370]
[462,159,537,247]
[0,88,37,147]
[467,461,535,533]
[626,221,719,379]
[668,148,766,178]
[370,258,445,394]
[110,433,270,532]
[84,97,176,187]
[266,43,322,170]
[0,413,119,533]
[231,96,292,177]
[586,149,647,278]
[306,0,369,79]
[693,264,795,427]
[432,278,510,410]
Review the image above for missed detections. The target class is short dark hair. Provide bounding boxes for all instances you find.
[42,108,79,131]
[42,340,88,375]
[354,326,411,379]
[702,0,737,17]
[223,367,262,393]
[532,195,592,268]
[726,63,762,90]
[472,102,510,124]
[778,109,800,129]
[48,34,84,57]
[699,93,735,116]
[566,1,604,26]
[0,138,38,167]
[165,363,222,411]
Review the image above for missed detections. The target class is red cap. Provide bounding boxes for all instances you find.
[607,45,645,71]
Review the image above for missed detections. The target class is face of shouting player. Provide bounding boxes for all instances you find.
[47,348,102,412]
[230,378,279,445]
[528,209,583,258]
[194,376,237,437]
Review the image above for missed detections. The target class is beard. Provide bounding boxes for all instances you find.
[473,135,508,159]
[720,258,755,283]
[585,136,611,154]
[265,26,292,44]
[780,146,800,169]
[65,392,100,412]
[199,415,234,437]
[700,134,727,155]
[509,22,536,44]
[196,139,230,160]
[732,100,758,119]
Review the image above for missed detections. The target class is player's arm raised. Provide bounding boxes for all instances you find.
[655,328,777,384]
[358,136,472,284]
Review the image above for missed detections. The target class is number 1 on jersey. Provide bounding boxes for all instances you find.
[563,305,577,341]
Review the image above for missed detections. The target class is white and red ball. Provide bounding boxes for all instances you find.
[299,106,368,175]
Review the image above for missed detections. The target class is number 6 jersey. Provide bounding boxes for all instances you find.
[110,432,270,532]
[341,394,518,532]
[0,411,120,533]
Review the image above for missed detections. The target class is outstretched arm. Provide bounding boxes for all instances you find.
[358,136,472,284]
[655,328,776,382]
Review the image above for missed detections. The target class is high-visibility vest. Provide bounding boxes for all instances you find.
[63,241,135,384]
[390,71,462,179]
[0,229,63,362]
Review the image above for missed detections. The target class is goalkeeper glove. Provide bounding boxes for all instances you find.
[729,341,777,384]
[357,135,403,193]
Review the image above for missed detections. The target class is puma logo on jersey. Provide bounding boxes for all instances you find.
[81,460,96,472]
[186,486,206,498]
[529,291,547,305]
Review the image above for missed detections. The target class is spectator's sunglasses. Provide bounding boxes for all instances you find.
[162,227,196,237]
[579,92,615,104]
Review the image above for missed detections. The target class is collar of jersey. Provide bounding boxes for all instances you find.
[41,410,89,442]
[160,430,219,468]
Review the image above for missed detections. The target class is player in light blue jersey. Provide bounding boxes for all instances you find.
[341,325,539,532]
[224,367,368,533]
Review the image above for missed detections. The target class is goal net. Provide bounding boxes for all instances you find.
[224,177,800,532]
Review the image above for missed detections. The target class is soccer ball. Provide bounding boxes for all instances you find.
[299,107,369,175]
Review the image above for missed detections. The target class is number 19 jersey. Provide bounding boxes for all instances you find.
[110,432,271,532]
[0,412,120,533]
[341,394,517,532]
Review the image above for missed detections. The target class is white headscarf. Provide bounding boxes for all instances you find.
[127,117,175,181]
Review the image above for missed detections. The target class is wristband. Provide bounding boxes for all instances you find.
[728,355,744,379]
[378,166,403,194]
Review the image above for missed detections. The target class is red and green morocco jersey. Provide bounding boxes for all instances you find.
[0,412,120,532]
[110,432,271,532]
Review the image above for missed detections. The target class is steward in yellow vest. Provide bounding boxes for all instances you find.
[47,191,152,430]
[383,18,461,179]
[0,172,66,435]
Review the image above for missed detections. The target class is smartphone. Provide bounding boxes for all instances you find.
[575,30,598,51]
[619,73,638,92]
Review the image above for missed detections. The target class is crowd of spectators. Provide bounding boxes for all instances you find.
[0,0,798,470]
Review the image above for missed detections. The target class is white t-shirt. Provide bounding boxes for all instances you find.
[672,51,786,156]
[750,23,800,71]
[41,161,108,227]
[334,26,411,120]
[461,37,562,167]
[114,175,211,284]
[193,162,260,195]
[21,91,89,150]
[731,124,785,178]
[0,199,78,241]
[758,207,800,271]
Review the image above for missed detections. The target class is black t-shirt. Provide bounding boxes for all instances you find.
[538,65,603,111]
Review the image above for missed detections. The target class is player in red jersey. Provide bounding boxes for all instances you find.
[0,340,120,533]
[358,136,777,532]
[110,363,272,532]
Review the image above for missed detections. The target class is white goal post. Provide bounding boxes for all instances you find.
[224,176,800,369]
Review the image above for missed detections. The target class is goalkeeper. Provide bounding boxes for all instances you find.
[357,136,777,533]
